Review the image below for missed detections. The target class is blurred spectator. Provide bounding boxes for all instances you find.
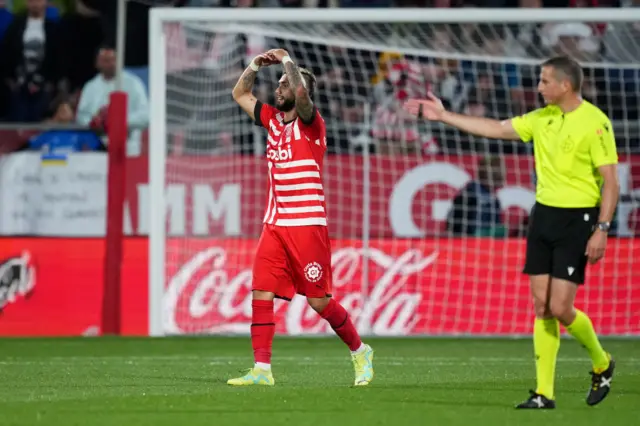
[461,25,524,118]
[0,2,12,41]
[1,0,60,122]
[279,0,332,6]
[603,0,640,62]
[315,45,370,153]
[27,94,103,155]
[76,46,149,156]
[542,22,600,61]
[340,0,392,5]
[371,52,437,154]
[446,156,506,237]
[11,0,70,16]
[57,0,103,95]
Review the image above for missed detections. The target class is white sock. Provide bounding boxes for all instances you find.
[255,362,271,371]
[350,343,366,355]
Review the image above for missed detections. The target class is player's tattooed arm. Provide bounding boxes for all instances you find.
[283,61,314,123]
[232,54,277,120]
[241,69,257,92]
[270,49,314,123]
[231,67,259,120]
[234,68,257,96]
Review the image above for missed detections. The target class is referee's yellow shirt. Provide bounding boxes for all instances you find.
[511,101,618,208]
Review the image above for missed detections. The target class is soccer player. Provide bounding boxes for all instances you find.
[404,56,617,408]
[227,49,374,387]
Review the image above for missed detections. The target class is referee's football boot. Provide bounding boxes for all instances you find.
[586,355,615,406]
[515,390,556,409]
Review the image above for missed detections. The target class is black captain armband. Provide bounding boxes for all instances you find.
[253,101,264,127]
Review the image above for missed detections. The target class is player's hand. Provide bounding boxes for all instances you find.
[267,49,290,63]
[403,93,446,121]
[253,53,279,68]
[585,229,607,264]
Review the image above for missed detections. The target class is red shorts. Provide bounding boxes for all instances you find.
[252,224,332,300]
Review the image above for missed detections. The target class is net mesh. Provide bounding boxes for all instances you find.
[158,16,640,336]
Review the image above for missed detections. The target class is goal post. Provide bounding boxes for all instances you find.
[148,8,640,337]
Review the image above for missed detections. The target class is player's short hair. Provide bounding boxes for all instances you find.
[541,56,583,92]
[298,67,317,100]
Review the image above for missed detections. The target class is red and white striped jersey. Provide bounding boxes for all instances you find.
[254,101,328,227]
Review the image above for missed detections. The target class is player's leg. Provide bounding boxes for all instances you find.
[550,211,614,405]
[306,296,364,354]
[252,290,276,372]
[517,203,558,409]
[286,226,374,386]
[227,225,294,386]
[306,295,374,386]
[530,274,560,403]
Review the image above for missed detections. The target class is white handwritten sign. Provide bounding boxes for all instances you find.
[0,153,108,236]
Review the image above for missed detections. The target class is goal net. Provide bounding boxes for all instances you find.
[148,8,640,337]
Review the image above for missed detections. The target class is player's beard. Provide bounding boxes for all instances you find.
[275,97,295,112]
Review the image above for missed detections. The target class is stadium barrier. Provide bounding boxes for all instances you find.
[0,237,638,337]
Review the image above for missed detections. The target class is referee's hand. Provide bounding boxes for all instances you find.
[585,229,607,264]
[403,93,445,121]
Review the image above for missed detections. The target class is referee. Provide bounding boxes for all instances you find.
[405,56,618,409]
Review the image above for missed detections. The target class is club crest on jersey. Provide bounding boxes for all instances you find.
[561,137,575,153]
[304,262,323,283]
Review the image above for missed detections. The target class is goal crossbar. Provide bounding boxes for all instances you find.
[150,8,640,24]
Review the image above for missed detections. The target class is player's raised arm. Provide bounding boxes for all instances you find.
[232,53,278,121]
[404,93,521,141]
[269,49,315,124]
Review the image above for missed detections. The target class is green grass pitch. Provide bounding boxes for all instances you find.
[0,337,638,426]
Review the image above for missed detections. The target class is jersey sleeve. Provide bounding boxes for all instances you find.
[298,106,325,141]
[590,118,618,168]
[510,109,540,142]
[254,101,278,129]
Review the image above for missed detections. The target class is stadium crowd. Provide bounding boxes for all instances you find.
[0,0,638,156]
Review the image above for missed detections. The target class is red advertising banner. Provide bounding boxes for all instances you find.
[1,237,638,336]
[0,239,148,336]
[123,155,640,238]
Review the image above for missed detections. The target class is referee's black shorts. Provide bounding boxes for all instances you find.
[523,202,599,285]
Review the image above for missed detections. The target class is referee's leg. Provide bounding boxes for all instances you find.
[516,210,559,409]
[548,215,614,406]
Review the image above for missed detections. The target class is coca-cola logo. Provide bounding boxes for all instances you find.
[163,246,438,336]
[0,251,36,312]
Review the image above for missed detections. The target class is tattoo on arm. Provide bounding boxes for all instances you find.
[283,61,303,91]
[240,68,256,93]
[283,61,314,122]
[232,67,259,120]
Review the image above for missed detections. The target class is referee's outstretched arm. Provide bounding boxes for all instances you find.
[404,92,521,141]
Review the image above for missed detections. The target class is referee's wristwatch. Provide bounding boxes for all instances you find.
[596,221,611,233]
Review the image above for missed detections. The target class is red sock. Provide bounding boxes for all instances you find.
[251,300,275,364]
[320,299,362,351]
